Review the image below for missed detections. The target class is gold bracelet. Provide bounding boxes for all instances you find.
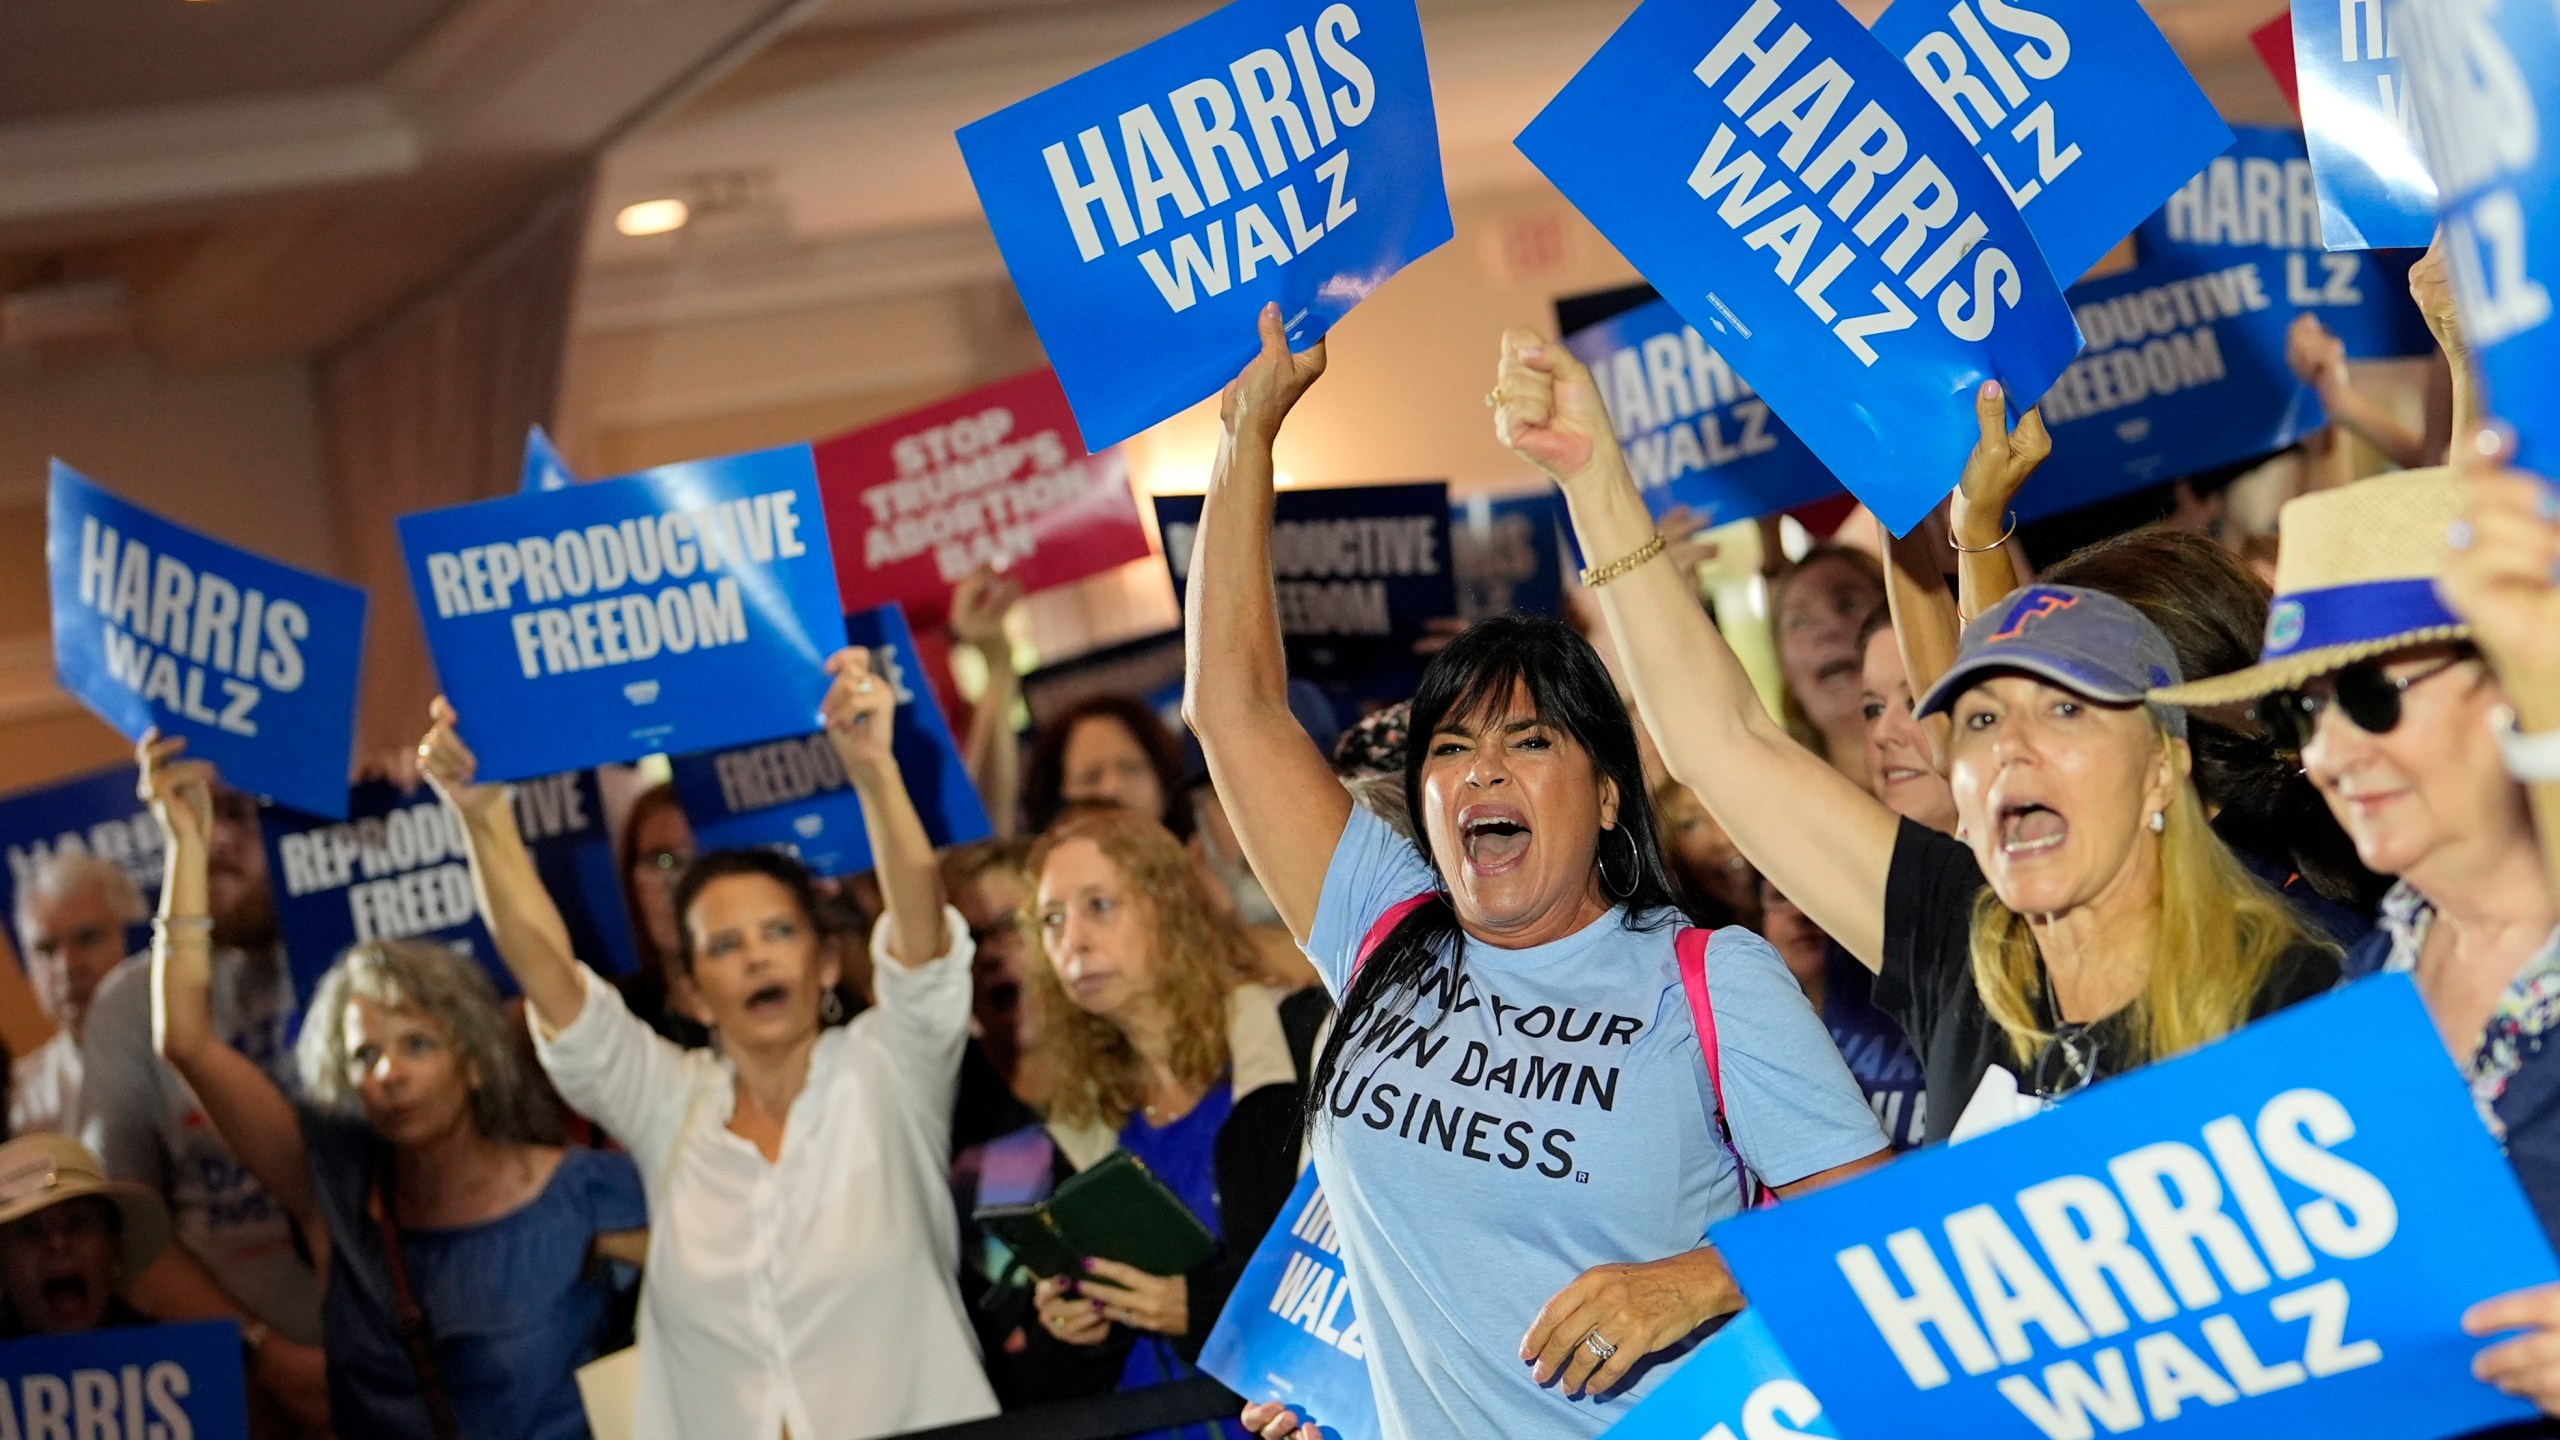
[1579,533,1667,589]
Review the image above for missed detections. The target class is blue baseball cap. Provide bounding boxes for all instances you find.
[1916,584,2187,738]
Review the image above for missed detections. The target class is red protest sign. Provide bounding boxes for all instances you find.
[814,369,1153,626]
[2251,10,2300,114]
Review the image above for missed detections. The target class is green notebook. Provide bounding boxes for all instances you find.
[974,1149,1219,1279]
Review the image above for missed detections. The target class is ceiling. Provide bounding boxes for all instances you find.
[0,0,824,366]
[0,0,463,123]
[0,0,2300,377]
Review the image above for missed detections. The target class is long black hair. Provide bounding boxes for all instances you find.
[1304,615,1690,1133]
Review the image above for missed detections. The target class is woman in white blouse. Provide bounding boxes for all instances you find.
[419,647,998,1440]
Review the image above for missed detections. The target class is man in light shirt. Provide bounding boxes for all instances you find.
[10,852,147,1137]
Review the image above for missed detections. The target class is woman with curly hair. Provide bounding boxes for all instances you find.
[139,736,645,1440]
[1007,803,1324,1435]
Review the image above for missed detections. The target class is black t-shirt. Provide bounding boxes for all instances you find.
[1871,819,2340,1145]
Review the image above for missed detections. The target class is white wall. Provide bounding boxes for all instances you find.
[560,183,1645,663]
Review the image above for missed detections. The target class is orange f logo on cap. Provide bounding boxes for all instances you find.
[1991,589,2078,642]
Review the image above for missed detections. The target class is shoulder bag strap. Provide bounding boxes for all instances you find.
[1350,894,1437,983]
[1677,927,1773,1208]
[375,1171,465,1440]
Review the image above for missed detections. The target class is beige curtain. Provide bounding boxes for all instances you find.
[318,172,594,762]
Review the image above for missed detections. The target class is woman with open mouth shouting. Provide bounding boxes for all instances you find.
[419,645,999,1440]
[1193,305,1890,1440]
[1488,330,2339,1150]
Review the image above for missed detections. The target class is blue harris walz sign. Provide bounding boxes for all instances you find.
[398,445,848,782]
[1869,0,2232,284]
[0,1319,250,1440]
[670,604,992,878]
[958,0,1453,450]
[2028,126,2436,516]
[1516,0,2084,537]
[2395,0,2560,474]
[1563,297,1840,527]
[48,463,367,820]
[2292,0,2438,251]
[1199,1168,1379,1440]
[1710,976,2559,1440]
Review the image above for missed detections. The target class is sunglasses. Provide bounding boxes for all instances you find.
[2255,652,2473,754]
[2030,1023,2104,1102]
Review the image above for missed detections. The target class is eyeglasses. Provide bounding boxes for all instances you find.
[2255,653,2473,754]
[633,849,693,881]
[2030,1023,2104,1101]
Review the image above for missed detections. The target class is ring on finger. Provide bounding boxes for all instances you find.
[1582,1328,1618,1362]
[1484,388,1503,408]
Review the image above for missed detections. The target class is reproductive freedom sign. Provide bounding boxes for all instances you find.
[400,445,848,781]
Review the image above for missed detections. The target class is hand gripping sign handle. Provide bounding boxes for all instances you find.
[1351,895,1765,1205]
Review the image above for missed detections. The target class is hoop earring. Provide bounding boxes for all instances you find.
[820,988,847,1025]
[1598,826,1639,901]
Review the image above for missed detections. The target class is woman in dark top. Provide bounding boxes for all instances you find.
[1491,330,2337,1144]
[142,735,646,1440]
[614,782,711,1049]
[1004,804,1311,1437]
[1023,695,1195,840]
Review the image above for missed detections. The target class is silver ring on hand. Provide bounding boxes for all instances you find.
[1582,1328,1617,1362]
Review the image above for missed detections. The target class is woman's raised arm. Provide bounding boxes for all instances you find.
[821,646,950,969]
[419,700,587,1032]
[953,570,1026,839]
[138,734,320,1246]
[1180,304,1351,946]
[1491,331,1900,968]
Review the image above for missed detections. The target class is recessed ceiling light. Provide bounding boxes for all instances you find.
[614,199,690,237]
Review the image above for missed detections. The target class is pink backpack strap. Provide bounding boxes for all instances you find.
[1678,927,1772,1208]
[1350,893,1436,983]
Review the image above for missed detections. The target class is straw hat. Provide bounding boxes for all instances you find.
[2150,468,2468,708]
[0,1133,171,1284]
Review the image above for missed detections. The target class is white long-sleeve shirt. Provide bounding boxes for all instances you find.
[534,908,998,1440]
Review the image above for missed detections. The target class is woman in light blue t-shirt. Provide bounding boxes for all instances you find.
[1187,306,1891,1440]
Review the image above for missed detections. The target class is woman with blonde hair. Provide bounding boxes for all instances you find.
[1009,803,1324,1433]
[1490,332,2340,1143]
[139,732,646,1440]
